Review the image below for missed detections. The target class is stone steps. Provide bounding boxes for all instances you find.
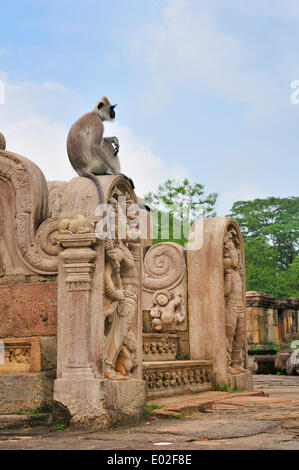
[0,413,52,430]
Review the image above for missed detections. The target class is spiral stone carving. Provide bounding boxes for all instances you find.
[0,148,58,274]
[142,242,185,292]
[36,217,59,257]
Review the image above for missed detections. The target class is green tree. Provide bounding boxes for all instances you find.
[144,179,218,246]
[228,197,299,270]
[144,178,218,220]
[244,238,280,294]
[279,256,299,298]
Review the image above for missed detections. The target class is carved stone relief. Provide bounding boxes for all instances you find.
[224,224,247,375]
[150,290,185,331]
[142,242,187,333]
[144,360,213,398]
[0,138,59,275]
[0,337,41,373]
[104,184,141,380]
[143,333,177,361]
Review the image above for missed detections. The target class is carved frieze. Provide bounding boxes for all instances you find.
[143,360,213,398]
[143,333,177,361]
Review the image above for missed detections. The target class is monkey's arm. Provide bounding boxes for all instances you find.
[104,136,119,156]
[91,142,120,175]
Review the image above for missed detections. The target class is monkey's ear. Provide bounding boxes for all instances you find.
[97,102,104,110]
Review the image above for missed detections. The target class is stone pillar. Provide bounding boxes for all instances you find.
[187,218,253,391]
[54,175,146,429]
[54,229,108,428]
[267,308,275,344]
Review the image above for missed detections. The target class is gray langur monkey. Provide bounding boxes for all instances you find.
[67,96,135,205]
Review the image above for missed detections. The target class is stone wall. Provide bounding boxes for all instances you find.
[0,131,254,426]
[246,291,299,345]
[0,275,57,413]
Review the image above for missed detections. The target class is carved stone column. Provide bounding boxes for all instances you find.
[56,233,97,378]
[54,175,146,429]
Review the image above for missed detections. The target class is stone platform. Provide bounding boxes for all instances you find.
[1,376,299,450]
[147,389,268,419]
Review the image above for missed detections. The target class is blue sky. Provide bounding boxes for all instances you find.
[0,0,298,215]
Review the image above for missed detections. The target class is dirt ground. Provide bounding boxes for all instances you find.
[0,375,299,451]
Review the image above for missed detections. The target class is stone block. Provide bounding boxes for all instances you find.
[0,281,57,338]
[228,371,253,391]
[104,379,145,415]
[0,371,56,414]
[40,336,57,370]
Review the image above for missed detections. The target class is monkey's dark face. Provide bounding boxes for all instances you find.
[96,101,117,121]
[109,105,117,120]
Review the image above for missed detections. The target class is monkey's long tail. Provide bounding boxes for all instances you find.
[81,171,104,206]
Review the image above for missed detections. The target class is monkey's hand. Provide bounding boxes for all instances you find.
[112,136,119,156]
[104,136,119,156]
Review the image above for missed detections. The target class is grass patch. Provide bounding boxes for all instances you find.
[56,424,65,430]
[143,403,164,417]
[215,383,244,393]
[17,408,40,416]
[250,343,280,351]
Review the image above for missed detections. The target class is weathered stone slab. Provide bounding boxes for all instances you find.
[228,371,253,391]
[0,281,57,338]
[0,413,51,430]
[0,371,55,414]
[40,336,57,371]
[104,379,146,426]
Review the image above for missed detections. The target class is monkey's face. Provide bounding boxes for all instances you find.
[96,100,117,122]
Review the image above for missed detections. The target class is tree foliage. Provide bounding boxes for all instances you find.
[144,178,218,221]
[144,179,218,246]
[228,197,299,270]
[229,197,299,298]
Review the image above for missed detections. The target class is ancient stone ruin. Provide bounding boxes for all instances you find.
[0,131,252,429]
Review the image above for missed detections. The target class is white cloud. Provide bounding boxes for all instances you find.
[0,72,187,198]
[132,0,275,115]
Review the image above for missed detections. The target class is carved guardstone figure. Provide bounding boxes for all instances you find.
[224,227,247,375]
